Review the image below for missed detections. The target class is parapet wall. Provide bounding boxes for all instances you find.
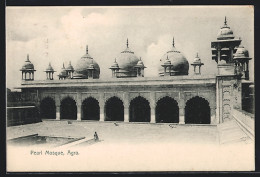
[232,108,254,139]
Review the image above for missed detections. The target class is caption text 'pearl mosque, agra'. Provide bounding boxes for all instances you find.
[7,17,254,126]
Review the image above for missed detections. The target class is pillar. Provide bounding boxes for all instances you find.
[77,104,81,121]
[150,91,156,123]
[124,107,129,122]
[123,92,129,122]
[179,107,185,124]
[150,107,155,123]
[56,106,60,120]
[99,92,105,121]
[210,107,216,124]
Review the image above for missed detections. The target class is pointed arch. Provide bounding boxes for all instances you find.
[130,96,150,122]
[156,96,179,123]
[82,97,100,120]
[105,96,124,121]
[60,96,77,120]
[185,96,210,124]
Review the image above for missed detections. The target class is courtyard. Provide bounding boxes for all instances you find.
[7,119,254,171]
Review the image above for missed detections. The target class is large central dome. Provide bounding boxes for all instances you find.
[158,38,189,76]
[73,46,100,79]
[115,39,140,77]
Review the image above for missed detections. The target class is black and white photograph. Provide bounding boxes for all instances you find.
[6,6,254,171]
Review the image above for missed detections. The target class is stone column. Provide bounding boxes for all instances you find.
[99,92,105,121]
[124,92,129,122]
[76,93,82,121]
[210,107,216,124]
[150,108,155,123]
[77,104,81,121]
[150,91,156,123]
[124,107,129,122]
[56,106,60,120]
[100,107,105,121]
[179,107,185,124]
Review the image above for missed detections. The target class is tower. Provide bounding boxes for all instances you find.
[45,62,56,80]
[191,53,204,75]
[20,54,36,81]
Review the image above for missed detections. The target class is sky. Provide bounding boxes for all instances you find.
[6,6,254,90]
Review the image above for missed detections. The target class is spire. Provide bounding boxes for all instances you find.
[166,55,169,60]
[172,37,175,47]
[196,52,199,58]
[140,57,142,61]
[86,45,88,54]
[27,54,30,61]
[224,16,227,26]
[49,62,51,66]
[62,62,65,69]
[126,38,129,48]
[114,58,117,62]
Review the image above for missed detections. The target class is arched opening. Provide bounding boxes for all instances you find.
[105,97,124,121]
[156,96,179,123]
[130,96,150,122]
[82,97,100,120]
[185,96,210,124]
[60,97,77,120]
[40,97,56,119]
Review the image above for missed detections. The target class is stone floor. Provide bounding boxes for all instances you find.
[6,119,254,171]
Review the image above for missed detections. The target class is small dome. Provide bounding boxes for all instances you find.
[73,45,100,79]
[115,39,140,77]
[66,61,74,71]
[158,37,189,76]
[217,17,235,40]
[58,63,67,77]
[193,53,201,63]
[21,54,35,70]
[233,45,251,59]
[135,57,146,68]
[45,62,54,72]
[110,59,120,69]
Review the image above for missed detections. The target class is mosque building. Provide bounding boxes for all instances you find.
[7,17,254,126]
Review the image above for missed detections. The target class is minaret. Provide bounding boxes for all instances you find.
[191,53,204,75]
[45,62,56,80]
[20,54,36,81]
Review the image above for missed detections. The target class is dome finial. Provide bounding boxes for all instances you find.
[86,45,88,54]
[172,37,175,47]
[196,52,199,58]
[224,16,227,26]
[62,62,65,69]
[27,54,30,61]
[49,62,51,66]
[127,38,129,48]
[166,55,169,60]
[140,57,142,61]
[114,58,117,62]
